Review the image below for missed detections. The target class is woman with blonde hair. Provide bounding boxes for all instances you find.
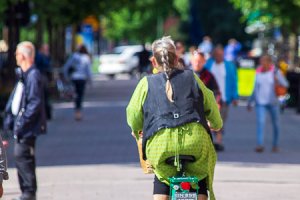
[127,36,222,200]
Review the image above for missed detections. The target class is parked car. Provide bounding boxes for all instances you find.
[98,45,143,78]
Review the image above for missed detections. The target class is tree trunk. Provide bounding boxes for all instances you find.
[36,19,43,48]
[57,25,66,66]
[5,3,20,86]
[47,18,53,64]
[52,24,59,67]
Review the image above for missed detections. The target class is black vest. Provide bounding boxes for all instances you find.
[142,70,211,160]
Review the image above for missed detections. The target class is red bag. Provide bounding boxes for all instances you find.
[274,69,287,97]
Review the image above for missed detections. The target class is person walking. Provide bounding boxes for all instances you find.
[205,46,238,151]
[63,45,92,121]
[127,36,222,200]
[3,41,47,200]
[35,44,52,120]
[247,55,289,153]
[175,40,189,69]
[137,45,151,76]
[192,50,221,107]
[198,36,213,59]
[224,38,241,63]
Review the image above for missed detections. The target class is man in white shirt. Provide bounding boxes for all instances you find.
[211,59,226,102]
[4,41,46,200]
[205,46,239,151]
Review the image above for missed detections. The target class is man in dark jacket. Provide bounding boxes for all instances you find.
[35,44,52,120]
[4,41,46,200]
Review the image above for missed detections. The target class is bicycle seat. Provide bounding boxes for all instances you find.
[165,155,195,166]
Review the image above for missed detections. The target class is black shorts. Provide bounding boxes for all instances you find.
[153,175,208,196]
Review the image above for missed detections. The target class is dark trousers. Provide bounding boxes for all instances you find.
[14,138,37,195]
[72,80,86,110]
[42,75,52,120]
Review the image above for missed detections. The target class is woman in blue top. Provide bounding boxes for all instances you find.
[63,45,92,120]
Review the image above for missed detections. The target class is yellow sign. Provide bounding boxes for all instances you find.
[237,68,256,97]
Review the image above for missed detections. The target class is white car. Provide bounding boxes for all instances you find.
[98,45,143,78]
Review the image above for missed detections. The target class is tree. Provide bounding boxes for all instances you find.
[0,0,137,87]
[230,0,300,66]
[0,0,136,64]
[230,0,300,31]
[102,0,175,43]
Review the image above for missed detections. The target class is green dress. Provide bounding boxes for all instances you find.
[126,73,223,199]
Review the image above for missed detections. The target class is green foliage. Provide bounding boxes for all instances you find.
[0,0,137,27]
[0,0,251,45]
[173,0,189,21]
[230,0,300,32]
[32,0,103,25]
[102,0,175,43]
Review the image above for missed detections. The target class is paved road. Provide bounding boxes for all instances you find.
[3,75,300,199]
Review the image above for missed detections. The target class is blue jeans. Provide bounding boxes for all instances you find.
[255,104,280,147]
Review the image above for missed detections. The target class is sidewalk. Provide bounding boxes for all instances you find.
[3,162,300,200]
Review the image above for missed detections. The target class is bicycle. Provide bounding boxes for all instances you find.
[166,155,199,200]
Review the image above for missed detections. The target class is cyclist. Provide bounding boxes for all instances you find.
[127,36,222,200]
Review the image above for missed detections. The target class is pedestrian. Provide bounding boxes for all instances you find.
[3,41,47,200]
[192,50,221,107]
[205,45,239,151]
[198,36,213,59]
[224,38,242,63]
[247,55,289,153]
[137,44,151,76]
[175,40,189,69]
[35,44,52,120]
[0,40,8,71]
[185,45,197,69]
[63,45,92,121]
[127,36,222,200]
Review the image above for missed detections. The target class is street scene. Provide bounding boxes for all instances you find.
[2,75,300,199]
[1,0,300,200]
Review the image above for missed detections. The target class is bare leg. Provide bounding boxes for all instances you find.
[153,194,169,200]
[198,194,208,200]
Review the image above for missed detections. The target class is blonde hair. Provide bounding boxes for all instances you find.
[152,36,183,102]
[17,41,35,59]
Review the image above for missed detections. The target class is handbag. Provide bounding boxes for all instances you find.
[274,83,287,97]
[274,69,287,97]
[67,65,75,76]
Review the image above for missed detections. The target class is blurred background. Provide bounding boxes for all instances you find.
[1,0,300,111]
